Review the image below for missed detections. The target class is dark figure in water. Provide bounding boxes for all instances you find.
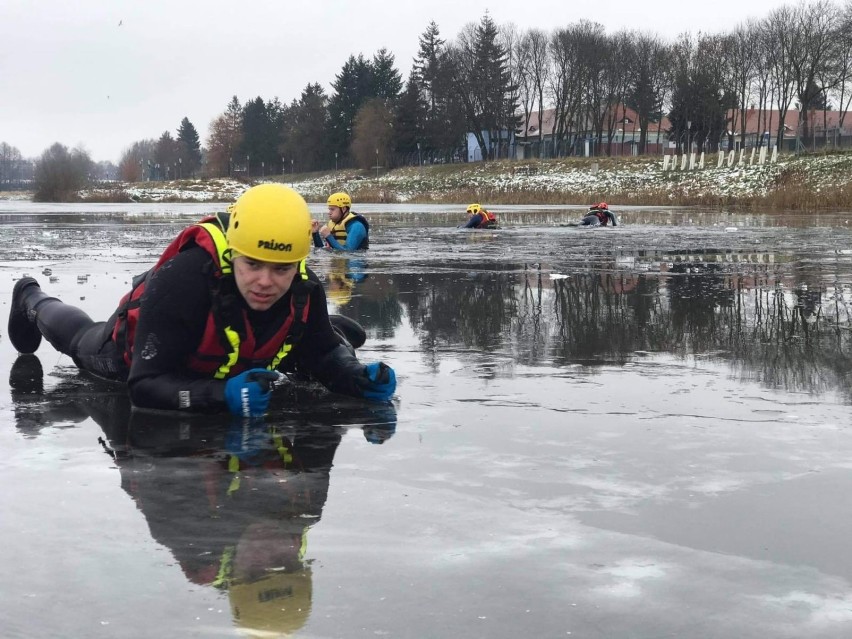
[459,203,498,229]
[580,201,617,227]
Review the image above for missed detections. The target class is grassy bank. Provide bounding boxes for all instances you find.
[68,149,852,211]
[293,151,852,211]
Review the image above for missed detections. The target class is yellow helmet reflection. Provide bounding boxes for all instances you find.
[229,568,313,637]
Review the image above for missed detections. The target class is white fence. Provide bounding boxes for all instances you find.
[662,146,778,172]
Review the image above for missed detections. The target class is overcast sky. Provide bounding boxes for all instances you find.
[1,0,790,163]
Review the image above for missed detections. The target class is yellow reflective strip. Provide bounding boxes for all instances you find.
[272,434,293,464]
[268,342,292,371]
[227,454,241,496]
[228,455,240,473]
[212,545,235,589]
[227,474,241,496]
[265,261,306,371]
[214,326,240,379]
[197,221,231,275]
[298,529,308,562]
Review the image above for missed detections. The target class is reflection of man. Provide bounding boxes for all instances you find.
[113,416,340,637]
[9,357,396,636]
[325,257,367,309]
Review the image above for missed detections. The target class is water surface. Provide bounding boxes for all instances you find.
[1,202,851,638]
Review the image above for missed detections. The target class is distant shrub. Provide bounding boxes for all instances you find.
[33,143,93,202]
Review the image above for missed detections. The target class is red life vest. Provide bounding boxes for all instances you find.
[475,209,497,228]
[111,213,311,378]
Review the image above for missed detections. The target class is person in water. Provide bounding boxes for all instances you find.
[459,203,498,229]
[7,184,396,417]
[580,202,617,226]
[312,191,369,251]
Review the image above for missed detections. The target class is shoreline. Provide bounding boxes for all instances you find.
[7,150,852,211]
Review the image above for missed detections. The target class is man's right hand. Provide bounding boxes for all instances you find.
[224,368,281,417]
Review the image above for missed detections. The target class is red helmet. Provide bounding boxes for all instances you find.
[597,202,608,210]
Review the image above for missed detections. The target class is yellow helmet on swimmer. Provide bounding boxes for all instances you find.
[227,184,312,263]
[466,203,482,215]
[327,192,352,209]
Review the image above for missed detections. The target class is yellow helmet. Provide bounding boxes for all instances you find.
[327,192,352,209]
[227,184,312,263]
[326,274,354,307]
[229,569,313,637]
[466,203,482,215]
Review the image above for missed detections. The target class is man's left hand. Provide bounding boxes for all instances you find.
[357,362,397,402]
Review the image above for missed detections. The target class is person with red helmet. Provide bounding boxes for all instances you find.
[580,201,618,227]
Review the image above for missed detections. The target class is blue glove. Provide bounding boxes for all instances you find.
[224,368,281,417]
[361,403,398,444]
[358,362,396,402]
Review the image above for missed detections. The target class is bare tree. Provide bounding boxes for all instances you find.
[527,29,551,155]
[351,98,395,170]
[829,0,852,128]
[781,0,841,145]
[594,30,632,153]
[626,32,671,153]
[513,28,537,150]
[117,139,156,182]
[547,23,591,156]
[762,7,799,149]
[500,22,524,158]
[750,25,775,148]
[722,22,760,150]
[205,97,243,177]
[0,142,23,188]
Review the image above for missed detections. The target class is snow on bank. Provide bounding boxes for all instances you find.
[288,152,852,203]
[68,152,852,204]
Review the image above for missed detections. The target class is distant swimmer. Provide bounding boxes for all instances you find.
[458,203,498,229]
[579,202,617,227]
[312,192,370,251]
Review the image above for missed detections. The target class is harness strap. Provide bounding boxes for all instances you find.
[213,260,313,379]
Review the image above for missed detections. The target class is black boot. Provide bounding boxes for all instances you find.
[329,314,366,349]
[8,277,52,354]
[9,353,44,396]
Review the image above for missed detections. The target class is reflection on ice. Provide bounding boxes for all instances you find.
[2,203,852,638]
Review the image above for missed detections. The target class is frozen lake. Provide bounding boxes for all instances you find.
[1,201,852,638]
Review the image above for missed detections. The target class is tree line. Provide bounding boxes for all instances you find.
[192,1,852,173]
[3,0,852,193]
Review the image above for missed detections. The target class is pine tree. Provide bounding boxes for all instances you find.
[239,97,283,176]
[283,83,330,173]
[456,12,519,159]
[415,21,445,114]
[372,48,403,104]
[327,54,375,161]
[395,72,428,156]
[154,131,181,179]
[176,117,202,177]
